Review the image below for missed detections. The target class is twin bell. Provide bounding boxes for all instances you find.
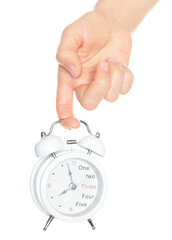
[35,127,105,158]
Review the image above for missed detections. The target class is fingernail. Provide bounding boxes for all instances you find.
[121,63,128,68]
[100,61,109,72]
[64,126,75,130]
[109,57,117,63]
[68,64,77,78]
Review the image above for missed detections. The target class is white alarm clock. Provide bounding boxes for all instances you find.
[30,119,107,230]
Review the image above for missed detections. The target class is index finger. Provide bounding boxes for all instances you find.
[56,65,80,129]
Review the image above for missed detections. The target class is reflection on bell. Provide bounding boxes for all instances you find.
[35,135,65,157]
[78,135,105,157]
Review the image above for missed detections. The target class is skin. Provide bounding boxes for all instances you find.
[56,0,159,129]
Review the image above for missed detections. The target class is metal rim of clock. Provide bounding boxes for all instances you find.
[45,119,96,137]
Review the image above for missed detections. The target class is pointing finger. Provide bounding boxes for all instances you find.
[56,65,80,129]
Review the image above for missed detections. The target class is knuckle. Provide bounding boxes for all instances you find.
[120,88,130,95]
[98,78,107,87]
[56,50,62,62]
[130,71,134,81]
[56,26,71,62]
[121,71,134,95]
[124,67,134,81]
[110,61,121,70]
[120,85,131,95]
[112,64,124,77]
[82,99,97,111]
[126,69,134,80]
[117,64,124,73]
[105,94,118,102]
[62,25,72,37]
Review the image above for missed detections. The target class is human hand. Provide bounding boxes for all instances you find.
[56,9,134,129]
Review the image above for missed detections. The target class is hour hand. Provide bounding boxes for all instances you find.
[58,188,69,196]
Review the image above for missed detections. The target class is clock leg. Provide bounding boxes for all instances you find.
[87,218,96,230]
[43,215,54,231]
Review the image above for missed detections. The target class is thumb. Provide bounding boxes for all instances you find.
[56,26,82,78]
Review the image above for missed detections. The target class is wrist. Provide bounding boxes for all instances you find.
[94,0,159,32]
[94,0,133,32]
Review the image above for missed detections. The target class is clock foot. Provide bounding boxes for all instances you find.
[87,218,96,230]
[43,215,54,231]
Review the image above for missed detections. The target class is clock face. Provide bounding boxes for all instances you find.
[45,158,102,216]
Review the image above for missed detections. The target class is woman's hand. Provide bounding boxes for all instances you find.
[56,9,134,129]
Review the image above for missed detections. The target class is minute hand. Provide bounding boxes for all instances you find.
[67,163,74,184]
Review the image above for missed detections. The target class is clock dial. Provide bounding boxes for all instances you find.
[46,158,99,215]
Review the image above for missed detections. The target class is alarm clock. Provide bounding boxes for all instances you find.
[30,119,107,231]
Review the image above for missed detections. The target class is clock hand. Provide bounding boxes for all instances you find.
[59,180,93,197]
[58,188,69,196]
[63,190,72,203]
[67,163,74,184]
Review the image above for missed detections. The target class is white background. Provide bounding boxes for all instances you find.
[0,0,172,239]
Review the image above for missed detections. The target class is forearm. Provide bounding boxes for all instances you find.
[94,0,159,32]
